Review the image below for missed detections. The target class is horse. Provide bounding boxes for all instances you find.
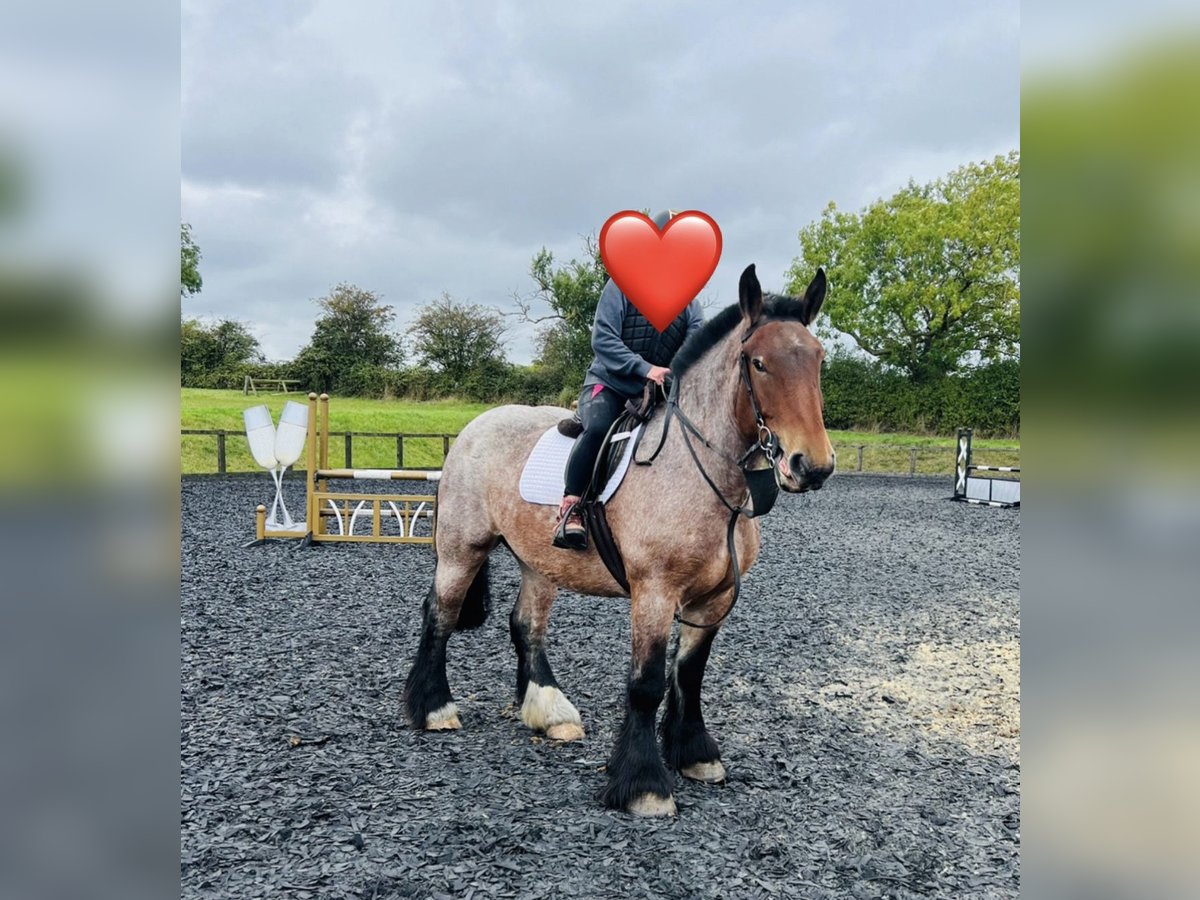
[403,263,835,817]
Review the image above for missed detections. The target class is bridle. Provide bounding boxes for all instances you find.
[637,322,788,629]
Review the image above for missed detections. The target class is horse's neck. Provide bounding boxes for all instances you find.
[665,336,749,495]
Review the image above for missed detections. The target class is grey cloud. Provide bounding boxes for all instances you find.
[182,0,1018,363]
[183,1,375,190]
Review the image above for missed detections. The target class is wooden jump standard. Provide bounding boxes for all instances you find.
[250,393,440,546]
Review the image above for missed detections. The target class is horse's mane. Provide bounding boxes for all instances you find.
[670,293,809,378]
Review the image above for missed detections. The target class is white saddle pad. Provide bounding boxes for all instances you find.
[518,423,643,506]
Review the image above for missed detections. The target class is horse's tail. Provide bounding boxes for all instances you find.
[454,555,491,631]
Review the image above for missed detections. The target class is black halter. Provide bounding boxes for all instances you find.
[636,338,786,629]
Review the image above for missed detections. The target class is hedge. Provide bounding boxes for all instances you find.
[821,356,1019,437]
[182,355,1018,437]
[183,361,296,391]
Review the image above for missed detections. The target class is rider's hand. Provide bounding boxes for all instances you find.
[647,365,670,385]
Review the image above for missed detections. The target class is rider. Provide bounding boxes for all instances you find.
[553,209,705,550]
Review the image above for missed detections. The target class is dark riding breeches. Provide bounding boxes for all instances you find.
[563,384,629,497]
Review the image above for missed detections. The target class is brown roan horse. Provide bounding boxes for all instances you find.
[403,263,834,816]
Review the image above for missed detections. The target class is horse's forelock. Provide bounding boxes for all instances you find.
[762,293,812,324]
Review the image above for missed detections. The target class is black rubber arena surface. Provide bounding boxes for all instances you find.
[181,475,1019,899]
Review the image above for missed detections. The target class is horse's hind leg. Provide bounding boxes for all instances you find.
[402,548,492,731]
[661,593,730,784]
[509,562,584,741]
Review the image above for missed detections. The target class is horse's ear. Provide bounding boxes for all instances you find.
[739,264,763,326]
[801,268,827,325]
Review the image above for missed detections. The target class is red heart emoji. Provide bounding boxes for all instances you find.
[599,210,722,332]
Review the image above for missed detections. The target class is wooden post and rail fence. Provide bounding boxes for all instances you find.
[182,428,1017,477]
[181,429,456,474]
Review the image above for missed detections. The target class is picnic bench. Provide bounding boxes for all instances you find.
[243,376,303,395]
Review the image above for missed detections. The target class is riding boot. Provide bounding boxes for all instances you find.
[552,496,588,550]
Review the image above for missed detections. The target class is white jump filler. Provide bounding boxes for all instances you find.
[951,427,1020,508]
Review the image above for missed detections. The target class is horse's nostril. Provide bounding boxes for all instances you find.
[789,453,809,476]
[790,453,835,488]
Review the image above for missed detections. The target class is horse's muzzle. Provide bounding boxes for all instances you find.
[788,452,834,492]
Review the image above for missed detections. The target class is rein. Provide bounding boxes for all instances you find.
[636,344,785,629]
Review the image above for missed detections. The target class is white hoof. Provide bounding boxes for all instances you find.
[425,703,461,731]
[627,793,677,817]
[520,683,583,733]
[681,760,726,783]
[546,722,586,742]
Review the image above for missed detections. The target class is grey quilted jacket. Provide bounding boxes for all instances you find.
[582,278,704,398]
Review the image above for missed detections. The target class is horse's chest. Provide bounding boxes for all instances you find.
[617,509,760,596]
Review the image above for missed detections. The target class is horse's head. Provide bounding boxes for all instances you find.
[734,264,835,492]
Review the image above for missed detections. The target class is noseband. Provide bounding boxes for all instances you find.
[636,338,788,629]
[736,349,786,516]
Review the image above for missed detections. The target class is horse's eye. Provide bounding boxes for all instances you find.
[752,357,767,373]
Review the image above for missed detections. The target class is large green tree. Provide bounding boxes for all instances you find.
[409,292,507,385]
[181,223,202,297]
[515,234,608,392]
[787,152,1020,381]
[180,318,262,383]
[293,283,401,392]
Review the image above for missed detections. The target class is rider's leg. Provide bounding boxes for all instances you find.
[563,385,626,496]
[554,385,627,549]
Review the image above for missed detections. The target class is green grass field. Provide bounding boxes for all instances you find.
[825,427,1020,476]
[181,388,1019,476]
[181,389,489,474]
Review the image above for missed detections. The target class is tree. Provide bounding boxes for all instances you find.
[513,235,609,392]
[180,318,262,383]
[787,152,1020,381]
[293,283,401,392]
[181,223,202,297]
[409,292,508,386]
[0,145,27,220]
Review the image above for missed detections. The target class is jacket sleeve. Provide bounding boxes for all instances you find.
[684,299,705,338]
[591,279,653,379]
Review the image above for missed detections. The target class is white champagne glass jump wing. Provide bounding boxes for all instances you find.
[273,401,308,466]
[243,405,278,469]
[271,401,309,529]
[244,405,283,526]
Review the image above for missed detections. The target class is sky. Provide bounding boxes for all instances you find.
[181,0,1019,364]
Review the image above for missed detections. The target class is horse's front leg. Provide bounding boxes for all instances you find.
[661,591,730,784]
[600,583,677,817]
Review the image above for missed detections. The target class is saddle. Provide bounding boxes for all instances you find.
[555,382,663,591]
[555,381,660,499]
